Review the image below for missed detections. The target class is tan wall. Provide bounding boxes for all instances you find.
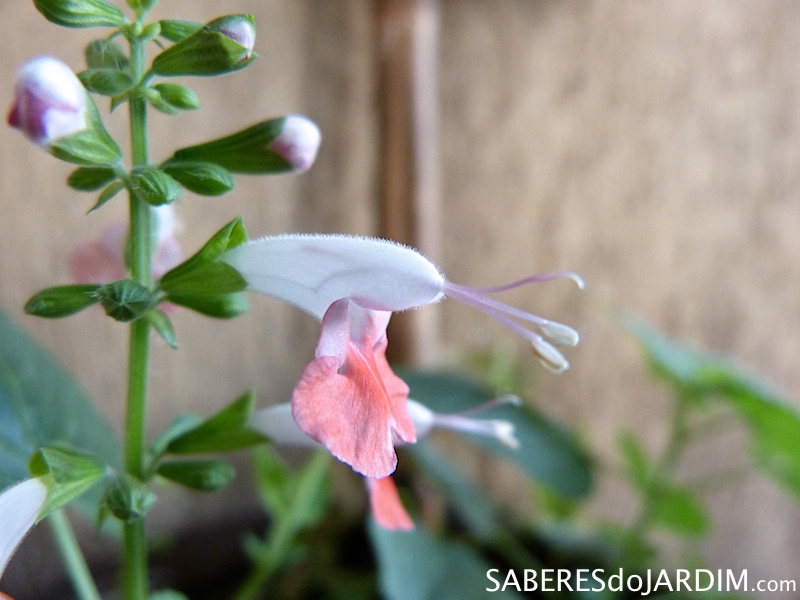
[2,0,800,589]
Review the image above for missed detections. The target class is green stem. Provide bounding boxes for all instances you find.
[123,33,153,600]
[626,392,691,545]
[48,511,103,600]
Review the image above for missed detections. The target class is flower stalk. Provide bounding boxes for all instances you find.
[122,29,152,600]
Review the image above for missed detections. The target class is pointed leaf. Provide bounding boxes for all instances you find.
[24,284,100,318]
[166,391,267,454]
[89,180,126,212]
[159,217,247,284]
[158,19,203,43]
[650,484,710,536]
[162,161,234,196]
[78,68,134,96]
[157,459,235,492]
[85,38,128,70]
[67,166,117,192]
[166,292,250,319]
[29,447,105,520]
[146,309,177,349]
[34,0,125,28]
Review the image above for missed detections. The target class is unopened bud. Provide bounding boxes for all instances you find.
[8,57,87,147]
[209,15,256,59]
[269,115,321,173]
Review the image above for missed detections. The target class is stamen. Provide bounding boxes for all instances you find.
[456,271,585,294]
[431,414,520,449]
[441,280,580,357]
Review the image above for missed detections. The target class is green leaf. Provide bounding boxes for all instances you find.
[33,0,125,28]
[50,94,122,167]
[29,447,105,520]
[166,292,250,319]
[398,369,593,499]
[145,309,177,349]
[151,84,200,111]
[0,309,121,516]
[617,431,651,490]
[650,485,709,536]
[104,473,156,522]
[157,459,235,492]
[67,166,117,192]
[369,519,524,600]
[150,414,203,458]
[625,318,800,498]
[152,15,256,77]
[24,284,100,318]
[161,262,246,296]
[130,166,183,206]
[166,391,267,454]
[158,19,202,43]
[85,39,129,70]
[162,161,234,196]
[159,217,248,285]
[79,68,134,96]
[169,118,293,174]
[89,180,126,212]
[96,280,154,322]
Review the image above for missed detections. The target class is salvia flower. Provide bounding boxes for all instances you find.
[70,205,183,284]
[250,397,520,530]
[224,234,581,478]
[0,477,48,582]
[7,56,87,147]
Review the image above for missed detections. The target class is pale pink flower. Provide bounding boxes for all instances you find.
[250,396,520,530]
[7,56,86,147]
[225,234,580,480]
[69,205,183,284]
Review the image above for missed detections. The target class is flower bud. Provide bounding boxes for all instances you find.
[170,115,321,174]
[152,14,257,77]
[268,115,321,173]
[33,0,125,28]
[209,15,255,59]
[7,57,87,147]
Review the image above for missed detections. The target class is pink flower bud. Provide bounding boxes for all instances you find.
[214,16,256,59]
[268,115,322,172]
[7,56,87,147]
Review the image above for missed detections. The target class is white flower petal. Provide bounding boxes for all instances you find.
[224,234,445,319]
[0,477,48,581]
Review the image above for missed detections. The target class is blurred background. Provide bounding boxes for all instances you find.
[2,0,800,596]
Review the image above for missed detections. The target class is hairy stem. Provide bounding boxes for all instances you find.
[123,32,153,600]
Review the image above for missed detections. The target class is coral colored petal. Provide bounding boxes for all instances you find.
[292,352,399,479]
[372,336,415,445]
[367,477,414,531]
